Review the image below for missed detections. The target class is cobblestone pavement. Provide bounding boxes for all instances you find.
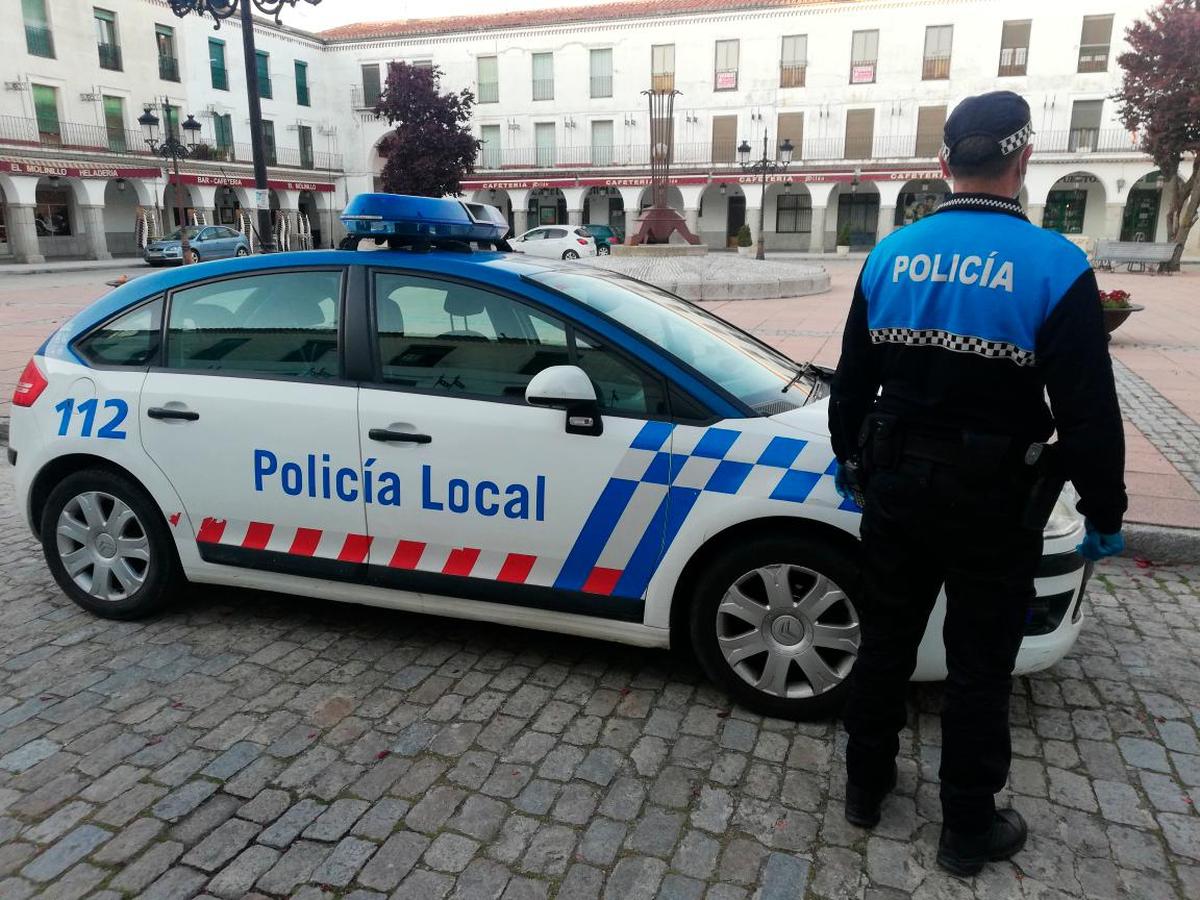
[3,472,1200,899]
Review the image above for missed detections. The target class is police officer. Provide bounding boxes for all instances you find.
[829,91,1127,876]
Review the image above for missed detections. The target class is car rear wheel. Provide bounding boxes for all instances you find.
[235,247,248,257]
[40,469,182,620]
[186,249,201,264]
[689,535,862,719]
[562,249,580,260]
[597,245,611,256]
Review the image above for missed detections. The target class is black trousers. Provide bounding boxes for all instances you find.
[843,455,1042,835]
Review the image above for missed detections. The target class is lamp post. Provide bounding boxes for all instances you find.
[139,101,203,264]
[166,1,322,253]
[738,130,794,260]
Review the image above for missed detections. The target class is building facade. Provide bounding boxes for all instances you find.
[1,0,1194,263]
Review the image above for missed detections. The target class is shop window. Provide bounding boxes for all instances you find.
[1043,189,1088,234]
[776,193,811,234]
[35,184,73,237]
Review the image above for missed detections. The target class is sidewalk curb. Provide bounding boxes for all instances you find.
[11,261,141,276]
[1122,522,1200,565]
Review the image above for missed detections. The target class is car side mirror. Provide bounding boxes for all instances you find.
[526,365,603,436]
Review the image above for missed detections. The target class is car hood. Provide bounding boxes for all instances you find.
[145,241,182,251]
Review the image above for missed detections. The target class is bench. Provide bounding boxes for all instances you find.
[1092,240,1179,274]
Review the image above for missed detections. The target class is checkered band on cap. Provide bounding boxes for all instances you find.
[870,327,1036,367]
[998,121,1033,156]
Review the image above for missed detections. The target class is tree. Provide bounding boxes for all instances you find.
[375,63,478,198]
[1114,0,1200,269]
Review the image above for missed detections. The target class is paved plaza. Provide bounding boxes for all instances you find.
[0,258,1198,898]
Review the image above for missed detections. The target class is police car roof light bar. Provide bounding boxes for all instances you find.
[339,194,511,249]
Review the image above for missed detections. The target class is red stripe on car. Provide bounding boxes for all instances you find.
[389,540,426,569]
[196,517,227,544]
[338,534,372,563]
[497,553,537,584]
[289,528,322,557]
[443,547,481,577]
[582,567,622,596]
[242,522,273,550]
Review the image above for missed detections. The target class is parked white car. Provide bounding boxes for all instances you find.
[512,226,597,260]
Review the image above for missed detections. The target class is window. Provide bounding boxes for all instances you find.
[35,183,71,236]
[651,44,675,92]
[361,64,381,107]
[589,48,613,98]
[24,0,55,58]
[711,115,738,164]
[850,30,879,83]
[480,124,501,168]
[1043,190,1087,234]
[94,8,121,71]
[31,83,59,142]
[477,55,499,103]
[780,35,807,88]
[776,193,812,234]
[412,59,433,70]
[922,25,952,80]
[167,271,341,378]
[294,61,310,106]
[77,299,162,368]
[535,122,555,167]
[998,19,1031,76]
[255,50,272,99]
[532,52,554,101]
[103,95,125,152]
[156,25,179,81]
[844,108,875,159]
[298,124,314,168]
[163,105,180,142]
[1069,100,1103,151]
[915,105,946,157]
[714,39,739,91]
[591,119,614,166]
[261,120,277,165]
[209,38,228,90]
[575,335,667,416]
[213,113,233,155]
[1078,14,1114,73]
[777,112,803,160]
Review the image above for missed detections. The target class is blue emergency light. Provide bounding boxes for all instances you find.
[340,193,509,243]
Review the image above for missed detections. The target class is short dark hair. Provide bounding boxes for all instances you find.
[946,136,1019,179]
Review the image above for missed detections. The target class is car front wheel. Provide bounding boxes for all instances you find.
[689,535,862,719]
[186,249,201,264]
[562,249,580,260]
[40,469,182,620]
[235,247,248,257]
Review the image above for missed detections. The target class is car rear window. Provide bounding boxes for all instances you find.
[75,298,163,368]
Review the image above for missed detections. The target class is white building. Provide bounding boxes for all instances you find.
[1,0,1193,263]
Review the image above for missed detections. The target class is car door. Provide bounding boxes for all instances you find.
[542,227,569,258]
[193,227,218,258]
[358,268,676,620]
[211,226,235,258]
[140,267,368,574]
[515,228,546,257]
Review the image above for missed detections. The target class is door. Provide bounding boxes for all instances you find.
[515,228,546,255]
[140,268,367,572]
[712,115,738,164]
[837,194,880,249]
[542,227,570,258]
[1121,189,1159,241]
[195,227,221,258]
[359,270,674,618]
[844,109,875,159]
[726,195,746,247]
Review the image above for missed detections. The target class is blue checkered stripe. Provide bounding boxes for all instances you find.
[553,421,859,602]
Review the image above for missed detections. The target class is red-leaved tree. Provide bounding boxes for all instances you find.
[1115,0,1200,269]
[376,63,478,197]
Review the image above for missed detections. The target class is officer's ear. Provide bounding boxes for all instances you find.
[938,153,952,181]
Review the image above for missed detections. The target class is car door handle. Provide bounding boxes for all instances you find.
[147,407,199,421]
[369,428,431,444]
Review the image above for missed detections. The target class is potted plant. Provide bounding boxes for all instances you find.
[735,224,754,257]
[836,223,852,256]
[1099,289,1145,334]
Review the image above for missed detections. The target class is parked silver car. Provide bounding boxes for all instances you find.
[144,225,250,266]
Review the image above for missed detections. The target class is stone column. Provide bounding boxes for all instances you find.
[746,208,762,247]
[808,205,827,254]
[684,207,700,238]
[1027,204,1046,228]
[78,205,112,261]
[512,208,529,237]
[1104,203,1126,242]
[568,208,583,227]
[7,204,45,264]
[877,206,897,244]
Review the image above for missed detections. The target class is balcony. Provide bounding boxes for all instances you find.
[257,76,273,100]
[651,72,675,92]
[98,42,122,71]
[0,114,343,170]
[1078,44,1110,73]
[714,69,738,91]
[849,59,876,84]
[296,83,310,106]
[351,86,381,110]
[25,24,55,58]
[532,78,554,101]
[210,64,229,91]
[780,63,806,88]
[590,75,612,98]
[478,81,499,103]
[922,55,951,80]
[159,55,180,82]
[997,47,1027,77]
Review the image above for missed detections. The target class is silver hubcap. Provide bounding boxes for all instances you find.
[56,491,150,602]
[716,564,860,700]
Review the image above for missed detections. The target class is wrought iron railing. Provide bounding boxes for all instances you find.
[159,55,180,82]
[779,63,806,88]
[1077,44,1110,73]
[25,24,54,58]
[532,78,555,101]
[922,55,951,80]
[590,75,612,98]
[97,42,122,71]
[477,81,499,104]
[210,64,229,91]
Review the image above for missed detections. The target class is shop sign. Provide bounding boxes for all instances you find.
[850,64,876,84]
[176,173,336,192]
[0,159,160,179]
[715,71,738,90]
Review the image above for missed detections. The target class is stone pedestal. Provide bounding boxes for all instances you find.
[568,209,583,226]
[7,205,45,264]
[79,206,112,261]
[877,206,896,243]
[512,209,529,237]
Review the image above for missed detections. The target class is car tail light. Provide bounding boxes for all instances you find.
[577,239,588,246]
[12,357,48,408]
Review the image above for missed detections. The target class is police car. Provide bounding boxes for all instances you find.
[7,194,1089,719]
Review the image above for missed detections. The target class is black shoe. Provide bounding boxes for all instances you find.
[844,765,898,828]
[936,809,1028,877]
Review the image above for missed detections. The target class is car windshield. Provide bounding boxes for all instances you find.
[528,270,810,411]
[164,226,204,241]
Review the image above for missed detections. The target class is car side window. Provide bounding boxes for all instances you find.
[523,230,545,241]
[546,228,568,239]
[75,297,163,367]
[374,272,570,399]
[165,270,341,379]
[198,227,216,241]
[576,333,668,416]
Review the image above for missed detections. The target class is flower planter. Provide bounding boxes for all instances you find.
[835,245,850,257]
[1101,303,1145,334]
[737,245,756,257]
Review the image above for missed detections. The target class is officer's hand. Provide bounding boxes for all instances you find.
[1076,520,1125,561]
[834,461,855,502]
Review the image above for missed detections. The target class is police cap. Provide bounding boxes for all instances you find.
[941,91,1033,167]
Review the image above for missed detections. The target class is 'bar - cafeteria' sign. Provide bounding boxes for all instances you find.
[177,173,335,192]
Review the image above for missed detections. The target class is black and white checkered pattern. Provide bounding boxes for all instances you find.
[870,327,1036,367]
[935,196,1025,216]
[998,121,1033,156]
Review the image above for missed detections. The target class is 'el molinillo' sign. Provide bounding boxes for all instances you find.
[0,159,161,179]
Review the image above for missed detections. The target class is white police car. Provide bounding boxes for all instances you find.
[7,194,1089,719]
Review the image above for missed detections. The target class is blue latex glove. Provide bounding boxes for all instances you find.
[834,461,855,502]
[1076,520,1124,561]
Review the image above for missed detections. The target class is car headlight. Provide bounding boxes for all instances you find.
[1044,482,1083,539]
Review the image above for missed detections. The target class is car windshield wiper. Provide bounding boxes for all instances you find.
[782,360,827,407]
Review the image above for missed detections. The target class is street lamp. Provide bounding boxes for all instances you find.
[140,100,204,264]
[166,1,323,252]
[738,130,795,260]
